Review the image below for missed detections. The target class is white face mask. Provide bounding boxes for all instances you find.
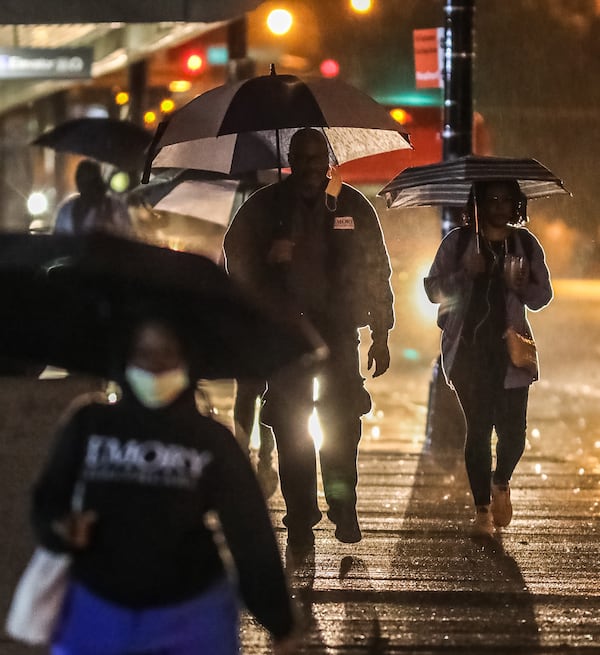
[125,365,190,409]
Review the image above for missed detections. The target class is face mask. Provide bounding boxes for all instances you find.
[125,365,190,409]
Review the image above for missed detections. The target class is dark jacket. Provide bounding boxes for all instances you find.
[223,177,394,339]
[31,390,294,640]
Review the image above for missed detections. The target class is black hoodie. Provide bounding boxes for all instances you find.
[31,389,294,640]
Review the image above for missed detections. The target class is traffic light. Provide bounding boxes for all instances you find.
[182,49,205,76]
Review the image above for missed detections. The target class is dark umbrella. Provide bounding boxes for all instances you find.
[32,118,153,171]
[378,155,570,209]
[0,233,325,380]
[143,67,410,181]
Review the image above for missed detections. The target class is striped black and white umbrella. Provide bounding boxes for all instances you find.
[378,155,570,209]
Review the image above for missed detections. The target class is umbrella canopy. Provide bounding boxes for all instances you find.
[150,126,409,176]
[378,155,571,209]
[32,118,153,171]
[129,169,274,226]
[144,69,411,179]
[0,233,324,380]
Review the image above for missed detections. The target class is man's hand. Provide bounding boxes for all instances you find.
[367,339,390,378]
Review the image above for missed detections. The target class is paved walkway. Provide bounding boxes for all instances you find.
[1,371,599,654]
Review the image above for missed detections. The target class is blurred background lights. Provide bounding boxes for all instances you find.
[27,191,49,216]
[160,98,176,113]
[184,52,204,74]
[114,91,129,106]
[169,80,192,93]
[350,0,373,13]
[390,107,411,125]
[109,171,130,193]
[320,58,340,78]
[266,8,293,35]
[143,110,157,125]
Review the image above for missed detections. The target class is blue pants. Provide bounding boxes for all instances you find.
[50,578,240,655]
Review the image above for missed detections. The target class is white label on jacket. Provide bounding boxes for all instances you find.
[83,435,213,489]
[334,216,355,230]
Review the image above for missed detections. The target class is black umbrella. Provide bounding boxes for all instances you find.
[32,118,153,171]
[143,67,410,181]
[378,155,570,209]
[0,233,325,380]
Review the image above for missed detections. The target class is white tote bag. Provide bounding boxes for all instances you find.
[5,480,85,645]
[5,547,71,645]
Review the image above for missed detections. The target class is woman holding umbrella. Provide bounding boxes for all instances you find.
[29,311,297,654]
[424,179,553,536]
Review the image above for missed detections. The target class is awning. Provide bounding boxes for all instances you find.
[0,0,265,23]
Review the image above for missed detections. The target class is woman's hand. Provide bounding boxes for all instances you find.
[463,250,486,278]
[504,255,530,291]
[52,510,98,549]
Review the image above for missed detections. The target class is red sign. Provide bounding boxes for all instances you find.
[413,28,444,89]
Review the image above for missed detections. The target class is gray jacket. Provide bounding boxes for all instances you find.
[424,226,553,388]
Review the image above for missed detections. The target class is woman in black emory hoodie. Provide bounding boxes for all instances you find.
[32,316,297,655]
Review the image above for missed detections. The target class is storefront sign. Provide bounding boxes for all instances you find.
[413,28,444,89]
[0,47,93,80]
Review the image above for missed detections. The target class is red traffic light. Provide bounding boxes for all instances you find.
[183,50,205,75]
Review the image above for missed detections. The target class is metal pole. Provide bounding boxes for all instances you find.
[426,0,475,452]
[441,0,474,236]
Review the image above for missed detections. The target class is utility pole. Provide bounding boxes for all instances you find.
[441,0,474,235]
[426,0,475,453]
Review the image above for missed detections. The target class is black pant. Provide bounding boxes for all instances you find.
[451,339,528,507]
[262,331,369,530]
[233,379,274,462]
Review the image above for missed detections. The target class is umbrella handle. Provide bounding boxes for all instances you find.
[473,189,481,253]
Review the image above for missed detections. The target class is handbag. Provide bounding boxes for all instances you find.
[5,547,71,645]
[504,326,537,375]
[5,480,85,645]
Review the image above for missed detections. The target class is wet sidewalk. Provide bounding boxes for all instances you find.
[1,371,599,654]
[243,439,600,653]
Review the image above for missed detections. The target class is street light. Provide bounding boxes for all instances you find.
[349,0,373,14]
[266,8,293,35]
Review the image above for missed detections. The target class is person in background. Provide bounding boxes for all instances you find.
[424,179,553,536]
[54,159,132,236]
[31,314,297,655]
[223,128,394,552]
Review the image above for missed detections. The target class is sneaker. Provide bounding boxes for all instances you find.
[470,505,494,537]
[491,482,513,527]
[329,506,362,544]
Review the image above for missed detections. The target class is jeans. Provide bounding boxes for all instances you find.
[451,338,528,507]
[50,578,239,655]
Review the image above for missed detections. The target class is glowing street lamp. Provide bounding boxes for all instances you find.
[350,0,372,13]
[266,8,293,35]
